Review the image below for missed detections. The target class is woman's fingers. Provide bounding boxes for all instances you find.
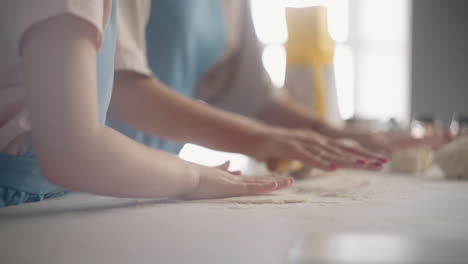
[279,144,335,171]
[305,144,383,170]
[287,141,381,171]
[259,128,387,172]
[312,146,384,171]
[286,132,379,170]
[331,142,388,171]
[331,140,388,163]
[319,152,366,169]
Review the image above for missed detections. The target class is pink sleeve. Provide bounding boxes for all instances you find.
[1,0,108,56]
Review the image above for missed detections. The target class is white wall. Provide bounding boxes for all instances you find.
[411,0,468,124]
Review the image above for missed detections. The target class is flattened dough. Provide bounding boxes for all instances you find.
[390,146,434,173]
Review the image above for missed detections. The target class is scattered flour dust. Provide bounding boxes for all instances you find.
[218,188,310,206]
[288,171,377,200]
[223,195,309,205]
[218,171,379,208]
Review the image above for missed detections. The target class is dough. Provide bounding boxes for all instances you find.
[390,146,434,173]
[435,136,468,179]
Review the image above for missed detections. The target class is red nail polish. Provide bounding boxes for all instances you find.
[356,159,367,165]
[330,163,337,170]
[377,157,388,163]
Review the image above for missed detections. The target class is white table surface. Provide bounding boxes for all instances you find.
[1,168,467,264]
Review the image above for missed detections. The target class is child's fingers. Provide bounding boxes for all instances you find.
[214,160,231,171]
[238,175,288,185]
[229,170,242,175]
[275,176,294,189]
[240,181,279,196]
[235,175,293,196]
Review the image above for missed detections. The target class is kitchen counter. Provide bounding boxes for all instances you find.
[1,168,467,263]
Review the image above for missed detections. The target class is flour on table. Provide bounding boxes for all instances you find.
[207,172,380,206]
[290,171,375,200]
[222,195,309,204]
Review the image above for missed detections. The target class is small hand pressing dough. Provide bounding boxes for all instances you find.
[435,136,468,179]
[390,146,434,173]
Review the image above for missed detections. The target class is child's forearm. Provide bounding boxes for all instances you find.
[108,71,267,156]
[46,125,200,198]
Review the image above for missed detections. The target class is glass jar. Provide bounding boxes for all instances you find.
[450,114,468,139]
[410,114,443,138]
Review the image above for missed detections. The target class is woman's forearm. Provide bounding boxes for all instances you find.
[255,97,351,139]
[108,70,267,156]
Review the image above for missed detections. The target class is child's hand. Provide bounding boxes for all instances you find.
[213,160,241,175]
[183,165,293,200]
[250,127,386,172]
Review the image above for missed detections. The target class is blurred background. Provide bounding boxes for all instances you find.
[251,0,467,125]
[180,0,468,167]
[251,0,411,124]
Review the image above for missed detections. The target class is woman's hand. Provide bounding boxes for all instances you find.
[183,164,293,200]
[249,127,386,171]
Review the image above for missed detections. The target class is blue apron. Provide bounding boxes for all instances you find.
[0,0,118,207]
[108,0,226,154]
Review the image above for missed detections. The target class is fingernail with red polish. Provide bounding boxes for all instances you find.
[377,157,388,163]
[356,159,367,165]
[330,163,337,170]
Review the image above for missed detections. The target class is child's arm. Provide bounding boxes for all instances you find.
[22,15,290,199]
